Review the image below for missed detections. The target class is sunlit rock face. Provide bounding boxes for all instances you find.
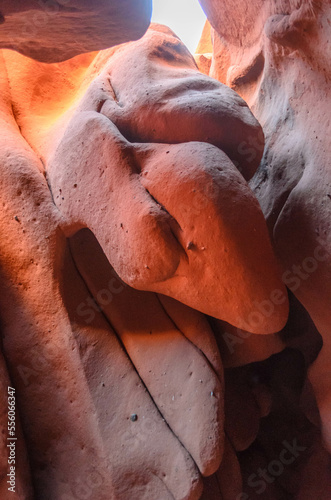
[0,17,291,500]
[198,0,331,481]
[0,0,152,62]
[195,20,213,75]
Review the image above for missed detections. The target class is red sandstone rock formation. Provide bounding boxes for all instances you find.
[8,24,289,333]
[197,0,331,491]
[3,0,329,497]
[0,19,291,500]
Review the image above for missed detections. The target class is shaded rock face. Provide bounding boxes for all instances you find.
[198,0,331,462]
[0,21,291,500]
[0,0,152,62]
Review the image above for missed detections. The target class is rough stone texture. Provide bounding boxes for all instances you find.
[198,0,331,458]
[0,0,152,62]
[0,18,294,500]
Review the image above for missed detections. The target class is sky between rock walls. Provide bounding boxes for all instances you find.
[151,0,207,54]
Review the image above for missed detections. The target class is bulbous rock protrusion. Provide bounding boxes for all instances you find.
[46,25,288,335]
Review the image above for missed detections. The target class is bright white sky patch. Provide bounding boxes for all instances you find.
[151,0,207,54]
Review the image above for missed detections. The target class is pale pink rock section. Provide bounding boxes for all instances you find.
[198,0,331,478]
